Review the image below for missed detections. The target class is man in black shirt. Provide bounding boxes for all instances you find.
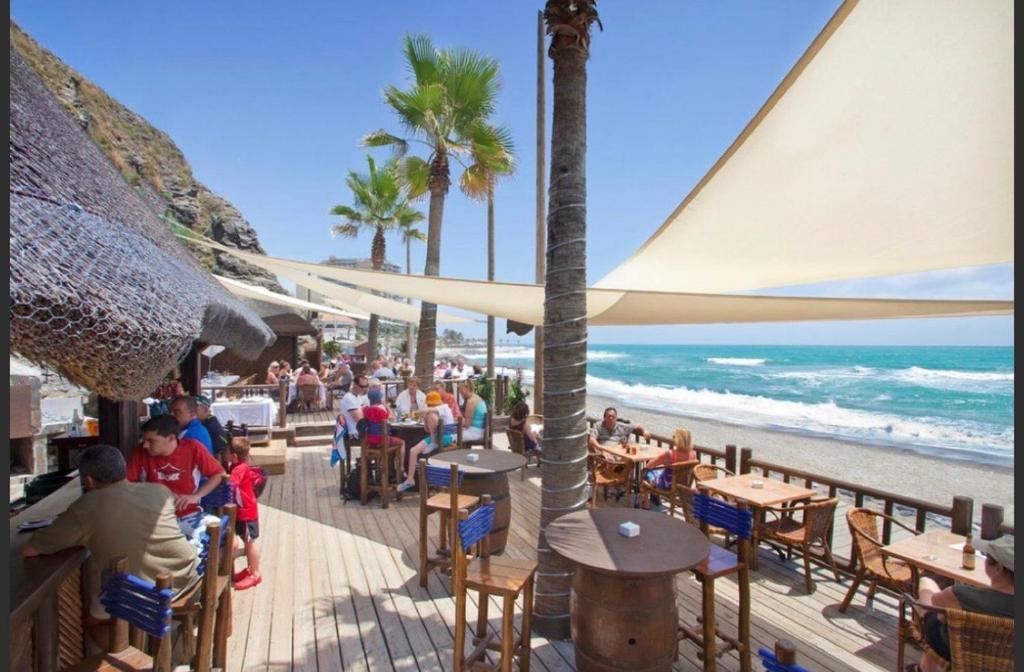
[195,395,227,463]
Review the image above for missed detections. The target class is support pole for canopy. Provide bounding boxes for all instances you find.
[180,342,202,396]
[534,8,546,414]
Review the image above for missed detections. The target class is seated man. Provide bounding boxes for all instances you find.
[127,414,226,520]
[195,394,227,461]
[328,363,353,394]
[587,406,650,451]
[171,394,213,454]
[340,375,369,441]
[23,444,199,650]
[911,536,1015,672]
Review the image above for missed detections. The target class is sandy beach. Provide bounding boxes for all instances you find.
[518,388,1014,526]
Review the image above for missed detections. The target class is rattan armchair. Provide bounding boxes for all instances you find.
[587,448,630,507]
[898,592,1015,672]
[638,459,698,517]
[839,507,916,612]
[760,497,842,593]
[693,463,735,483]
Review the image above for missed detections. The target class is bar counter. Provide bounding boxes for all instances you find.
[9,476,89,672]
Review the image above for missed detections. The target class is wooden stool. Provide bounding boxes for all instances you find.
[64,557,173,671]
[360,419,402,508]
[757,640,809,671]
[418,461,479,587]
[678,493,753,672]
[453,497,537,672]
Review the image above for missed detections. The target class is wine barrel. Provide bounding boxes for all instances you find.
[459,472,511,554]
[571,567,677,672]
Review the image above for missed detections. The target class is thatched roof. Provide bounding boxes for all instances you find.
[9,47,275,400]
[243,299,320,337]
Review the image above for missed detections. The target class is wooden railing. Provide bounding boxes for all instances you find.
[201,381,289,428]
[585,417,1013,572]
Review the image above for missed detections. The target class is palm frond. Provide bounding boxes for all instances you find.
[458,163,492,202]
[403,33,439,85]
[330,223,362,238]
[400,156,431,200]
[362,129,409,157]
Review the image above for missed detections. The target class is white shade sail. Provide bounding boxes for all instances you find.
[597,0,1014,293]
[214,275,360,324]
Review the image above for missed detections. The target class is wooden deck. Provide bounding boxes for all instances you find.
[226,438,914,672]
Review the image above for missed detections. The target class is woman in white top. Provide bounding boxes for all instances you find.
[398,391,456,492]
[395,377,427,417]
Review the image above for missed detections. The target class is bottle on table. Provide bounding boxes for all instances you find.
[68,409,83,437]
[962,535,976,570]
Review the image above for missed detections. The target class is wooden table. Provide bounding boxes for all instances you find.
[428,449,526,555]
[699,473,816,569]
[389,422,427,451]
[597,442,664,507]
[546,508,710,671]
[50,434,100,472]
[10,477,89,672]
[881,530,995,591]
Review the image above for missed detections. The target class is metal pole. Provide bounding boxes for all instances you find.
[534,8,546,415]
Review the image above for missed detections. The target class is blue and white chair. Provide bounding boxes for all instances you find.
[417,461,480,587]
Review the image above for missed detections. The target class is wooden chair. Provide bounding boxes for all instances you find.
[693,463,735,483]
[457,411,492,450]
[359,418,402,508]
[679,491,754,672]
[297,383,319,412]
[586,447,630,507]
[898,593,1015,672]
[639,459,698,517]
[417,461,480,587]
[453,497,536,672]
[838,507,915,612]
[64,558,173,672]
[505,429,541,481]
[759,497,842,593]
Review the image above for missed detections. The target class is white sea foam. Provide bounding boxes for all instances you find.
[894,366,1014,384]
[707,357,767,366]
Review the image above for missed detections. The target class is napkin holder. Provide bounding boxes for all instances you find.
[465,452,480,463]
[751,479,765,489]
[618,521,640,538]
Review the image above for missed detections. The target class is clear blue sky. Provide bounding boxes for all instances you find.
[11,1,1013,346]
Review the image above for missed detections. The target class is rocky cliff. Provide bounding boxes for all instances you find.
[11,21,284,292]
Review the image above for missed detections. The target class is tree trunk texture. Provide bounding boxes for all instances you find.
[406,237,415,360]
[534,0,594,640]
[534,8,547,416]
[415,152,450,386]
[367,226,387,359]
[486,190,496,377]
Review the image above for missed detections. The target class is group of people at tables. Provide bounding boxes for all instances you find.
[21,395,267,653]
[335,374,490,493]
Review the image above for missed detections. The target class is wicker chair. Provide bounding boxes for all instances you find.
[759,497,842,593]
[587,447,630,507]
[297,383,319,412]
[505,428,541,481]
[838,508,916,612]
[693,463,735,483]
[638,459,698,517]
[898,593,1015,672]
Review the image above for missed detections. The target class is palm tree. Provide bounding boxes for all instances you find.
[397,218,426,359]
[329,155,424,358]
[534,0,601,640]
[364,33,514,386]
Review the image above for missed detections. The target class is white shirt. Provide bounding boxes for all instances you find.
[341,391,367,438]
[428,404,456,428]
[395,389,427,416]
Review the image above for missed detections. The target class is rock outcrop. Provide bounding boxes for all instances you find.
[11,21,284,292]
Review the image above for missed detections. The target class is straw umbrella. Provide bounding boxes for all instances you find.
[533,0,602,640]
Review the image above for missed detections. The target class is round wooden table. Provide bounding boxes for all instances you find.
[428,449,526,555]
[390,422,428,450]
[545,508,710,672]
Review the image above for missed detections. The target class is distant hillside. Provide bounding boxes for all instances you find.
[11,21,284,292]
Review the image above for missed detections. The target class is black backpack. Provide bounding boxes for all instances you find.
[342,463,378,502]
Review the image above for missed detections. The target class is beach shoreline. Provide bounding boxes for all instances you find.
[517,384,1013,525]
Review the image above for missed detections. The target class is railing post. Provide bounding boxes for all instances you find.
[739,447,752,475]
[725,445,737,474]
[279,380,288,428]
[981,504,1004,540]
[775,639,797,665]
[950,496,974,535]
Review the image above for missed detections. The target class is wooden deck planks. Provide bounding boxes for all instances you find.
[221,440,907,671]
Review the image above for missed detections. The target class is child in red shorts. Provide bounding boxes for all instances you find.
[227,437,262,590]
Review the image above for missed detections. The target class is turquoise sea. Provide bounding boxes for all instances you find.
[460,344,1014,468]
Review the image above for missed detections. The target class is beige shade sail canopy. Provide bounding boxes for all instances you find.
[214,275,361,324]
[185,235,1012,326]
[596,0,1014,293]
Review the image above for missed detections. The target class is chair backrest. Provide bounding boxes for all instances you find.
[201,481,235,510]
[196,515,229,578]
[506,428,526,456]
[298,384,318,401]
[667,459,699,490]
[424,463,463,489]
[361,418,389,448]
[693,492,753,540]
[946,606,1015,672]
[757,641,811,672]
[458,501,496,553]
[100,557,174,641]
[846,507,885,565]
[694,463,733,483]
[802,498,839,543]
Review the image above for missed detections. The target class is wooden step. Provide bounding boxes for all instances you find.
[293,436,334,448]
[294,423,336,438]
[249,445,286,475]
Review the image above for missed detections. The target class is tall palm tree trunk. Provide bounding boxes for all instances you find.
[486,189,496,378]
[415,154,449,386]
[534,0,596,640]
[367,226,387,359]
[406,237,415,360]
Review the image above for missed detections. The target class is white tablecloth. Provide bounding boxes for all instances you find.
[288,380,328,409]
[210,399,278,427]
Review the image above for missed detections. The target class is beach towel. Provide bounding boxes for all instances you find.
[331,414,347,467]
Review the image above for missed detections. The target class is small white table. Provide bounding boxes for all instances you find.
[210,398,278,427]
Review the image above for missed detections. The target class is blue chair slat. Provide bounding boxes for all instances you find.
[459,503,496,551]
[197,531,212,576]
[201,482,234,509]
[218,514,230,547]
[694,493,753,539]
[758,647,811,672]
[443,423,459,435]
[425,465,461,488]
[100,571,174,638]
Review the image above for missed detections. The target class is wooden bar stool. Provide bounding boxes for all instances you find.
[757,639,810,672]
[453,497,537,672]
[418,461,480,586]
[678,492,753,672]
[64,557,173,671]
[360,418,403,508]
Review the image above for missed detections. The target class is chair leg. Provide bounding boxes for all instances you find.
[380,450,390,509]
[454,586,467,672]
[213,587,231,669]
[419,508,429,588]
[866,580,879,610]
[839,570,865,613]
[519,577,534,672]
[439,511,449,557]
[500,596,515,672]
[475,591,490,641]
[802,547,814,593]
[738,566,751,672]
[180,614,196,665]
[822,540,842,583]
[360,453,369,505]
[701,577,716,671]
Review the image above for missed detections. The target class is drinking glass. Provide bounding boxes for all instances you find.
[922,533,941,562]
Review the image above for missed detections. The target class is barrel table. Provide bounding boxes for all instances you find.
[545,508,710,672]
[428,449,526,555]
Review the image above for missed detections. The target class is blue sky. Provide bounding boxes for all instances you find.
[11,1,1013,346]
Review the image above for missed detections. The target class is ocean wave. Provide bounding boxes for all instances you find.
[894,366,1014,383]
[491,346,627,361]
[707,357,767,366]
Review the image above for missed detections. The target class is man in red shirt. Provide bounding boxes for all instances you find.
[127,414,225,518]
